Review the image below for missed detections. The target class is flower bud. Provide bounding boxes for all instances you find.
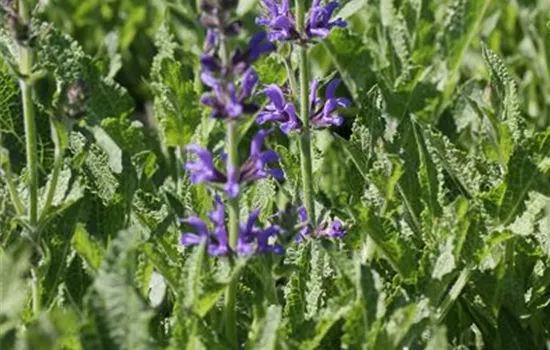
[225,20,242,36]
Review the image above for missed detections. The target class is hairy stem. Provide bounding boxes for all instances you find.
[220,33,239,348]
[18,0,38,228]
[224,121,239,347]
[296,0,316,224]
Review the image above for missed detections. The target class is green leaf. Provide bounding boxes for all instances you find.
[354,204,418,280]
[91,229,158,350]
[246,305,282,350]
[151,25,202,147]
[71,224,103,273]
[300,298,352,350]
[34,21,133,121]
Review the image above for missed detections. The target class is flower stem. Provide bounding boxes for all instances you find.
[18,0,38,228]
[296,0,316,224]
[220,31,239,347]
[224,120,240,348]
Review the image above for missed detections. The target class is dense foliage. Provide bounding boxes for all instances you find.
[1,0,550,349]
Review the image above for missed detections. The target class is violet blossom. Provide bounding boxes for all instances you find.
[257,79,350,132]
[306,0,347,39]
[256,85,301,133]
[180,196,284,256]
[309,79,351,128]
[184,130,284,198]
[256,0,346,42]
[295,206,346,241]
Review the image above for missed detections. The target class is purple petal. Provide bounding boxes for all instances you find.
[246,210,260,233]
[240,68,258,99]
[326,79,341,99]
[250,129,270,157]
[201,71,219,88]
[209,196,225,227]
[336,97,352,108]
[200,54,220,72]
[183,216,209,236]
[264,85,286,110]
[260,149,279,163]
[180,233,204,246]
[268,168,285,180]
[309,80,320,110]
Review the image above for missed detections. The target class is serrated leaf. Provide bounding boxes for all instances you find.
[151,25,201,147]
[92,228,158,350]
[34,21,133,121]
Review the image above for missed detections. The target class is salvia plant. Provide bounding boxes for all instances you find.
[1,0,550,349]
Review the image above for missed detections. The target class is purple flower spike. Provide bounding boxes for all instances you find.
[309,79,351,128]
[185,145,226,185]
[256,0,299,42]
[257,85,301,134]
[306,0,347,39]
[239,130,285,184]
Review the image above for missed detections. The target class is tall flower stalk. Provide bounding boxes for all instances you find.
[256,0,348,226]
[13,0,38,228]
[295,0,315,225]
[180,1,348,346]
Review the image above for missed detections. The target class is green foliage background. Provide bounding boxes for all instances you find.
[1,0,550,349]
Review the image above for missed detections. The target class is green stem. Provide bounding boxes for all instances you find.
[18,0,38,228]
[296,0,316,224]
[224,121,239,347]
[41,119,64,221]
[219,31,239,347]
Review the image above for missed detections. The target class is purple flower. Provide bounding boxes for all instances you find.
[180,197,284,256]
[257,85,301,134]
[200,68,260,119]
[257,79,351,131]
[256,0,346,42]
[256,0,299,42]
[294,205,346,241]
[306,0,347,39]
[296,206,312,241]
[238,210,285,255]
[185,130,283,197]
[309,79,351,128]
[232,32,275,74]
[184,145,226,184]
[180,196,230,256]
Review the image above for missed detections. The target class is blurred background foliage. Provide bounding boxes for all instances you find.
[38,0,550,130]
